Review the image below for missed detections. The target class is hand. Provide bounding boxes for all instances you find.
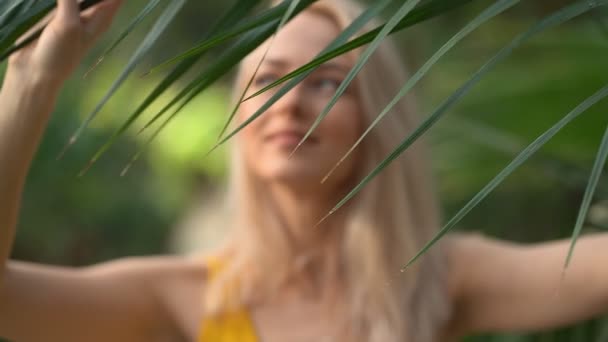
[8,0,123,87]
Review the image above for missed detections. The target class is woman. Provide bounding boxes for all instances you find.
[1,0,608,341]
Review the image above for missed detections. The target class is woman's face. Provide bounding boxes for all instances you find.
[237,11,363,190]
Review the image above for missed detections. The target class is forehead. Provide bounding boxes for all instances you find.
[243,11,355,72]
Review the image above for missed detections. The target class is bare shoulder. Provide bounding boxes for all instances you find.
[87,253,216,341]
[441,233,523,337]
[1,254,211,342]
[444,233,523,296]
[127,254,216,340]
[440,233,603,336]
[82,254,209,282]
[84,254,211,315]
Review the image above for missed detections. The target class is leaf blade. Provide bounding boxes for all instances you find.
[147,0,317,74]
[215,0,397,147]
[317,0,608,267]
[323,0,520,181]
[291,0,423,156]
[83,0,268,169]
[63,0,187,157]
[565,122,608,268]
[244,0,475,101]
[218,0,303,139]
[406,83,608,270]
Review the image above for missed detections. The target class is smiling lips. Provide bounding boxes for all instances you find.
[264,129,318,147]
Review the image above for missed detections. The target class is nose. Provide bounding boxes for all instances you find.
[271,83,305,117]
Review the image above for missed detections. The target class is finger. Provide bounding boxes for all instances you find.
[80,0,124,19]
[14,11,54,45]
[56,0,80,23]
[82,0,123,39]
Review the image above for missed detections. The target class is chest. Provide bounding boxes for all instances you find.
[161,276,455,342]
[252,292,346,342]
[164,280,346,341]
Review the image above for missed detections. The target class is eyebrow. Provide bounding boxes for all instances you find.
[262,58,352,73]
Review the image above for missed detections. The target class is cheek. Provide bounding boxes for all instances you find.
[235,104,263,164]
[237,100,265,141]
[322,102,363,148]
[237,99,259,125]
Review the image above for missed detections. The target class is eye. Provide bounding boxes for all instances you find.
[254,73,279,88]
[313,77,342,93]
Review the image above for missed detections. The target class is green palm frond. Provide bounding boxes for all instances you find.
[214,0,470,148]
[322,0,520,182]
[60,0,185,158]
[219,0,304,140]
[406,82,608,270]
[1,0,607,306]
[0,0,105,61]
[290,0,423,157]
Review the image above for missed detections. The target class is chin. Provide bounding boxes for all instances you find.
[261,165,326,186]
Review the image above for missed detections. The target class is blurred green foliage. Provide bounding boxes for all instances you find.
[2,1,608,341]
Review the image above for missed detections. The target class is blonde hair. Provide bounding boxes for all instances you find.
[206,1,451,341]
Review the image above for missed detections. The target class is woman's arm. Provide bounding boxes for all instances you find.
[447,233,608,337]
[0,1,184,341]
[0,0,121,271]
[0,59,59,275]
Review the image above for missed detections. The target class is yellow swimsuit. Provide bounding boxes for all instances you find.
[198,259,258,342]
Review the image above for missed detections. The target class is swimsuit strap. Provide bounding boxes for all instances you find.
[198,257,258,342]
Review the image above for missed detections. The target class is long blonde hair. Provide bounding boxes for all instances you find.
[206,1,451,341]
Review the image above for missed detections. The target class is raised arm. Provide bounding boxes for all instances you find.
[0,1,183,341]
[0,0,122,271]
[447,233,608,337]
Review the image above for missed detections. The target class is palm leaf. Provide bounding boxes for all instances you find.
[443,116,608,199]
[215,0,471,148]
[83,22,285,174]
[0,0,106,61]
[405,83,608,270]
[115,22,282,176]
[564,122,608,268]
[134,1,321,133]
[146,0,317,74]
[0,1,26,29]
[218,0,303,139]
[80,0,268,172]
[322,0,520,181]
[85,0,319,171]
[0,0,56,57]
[87,0,165,73]
[289,0,423,157]
[242,0,474,102]
[60,0,186,159]
[317,0,608,249]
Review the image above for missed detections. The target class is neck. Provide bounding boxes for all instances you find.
[262,181,349,294]
[266,181,346,251]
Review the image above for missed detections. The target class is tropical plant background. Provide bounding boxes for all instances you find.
[1,0,608,341]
